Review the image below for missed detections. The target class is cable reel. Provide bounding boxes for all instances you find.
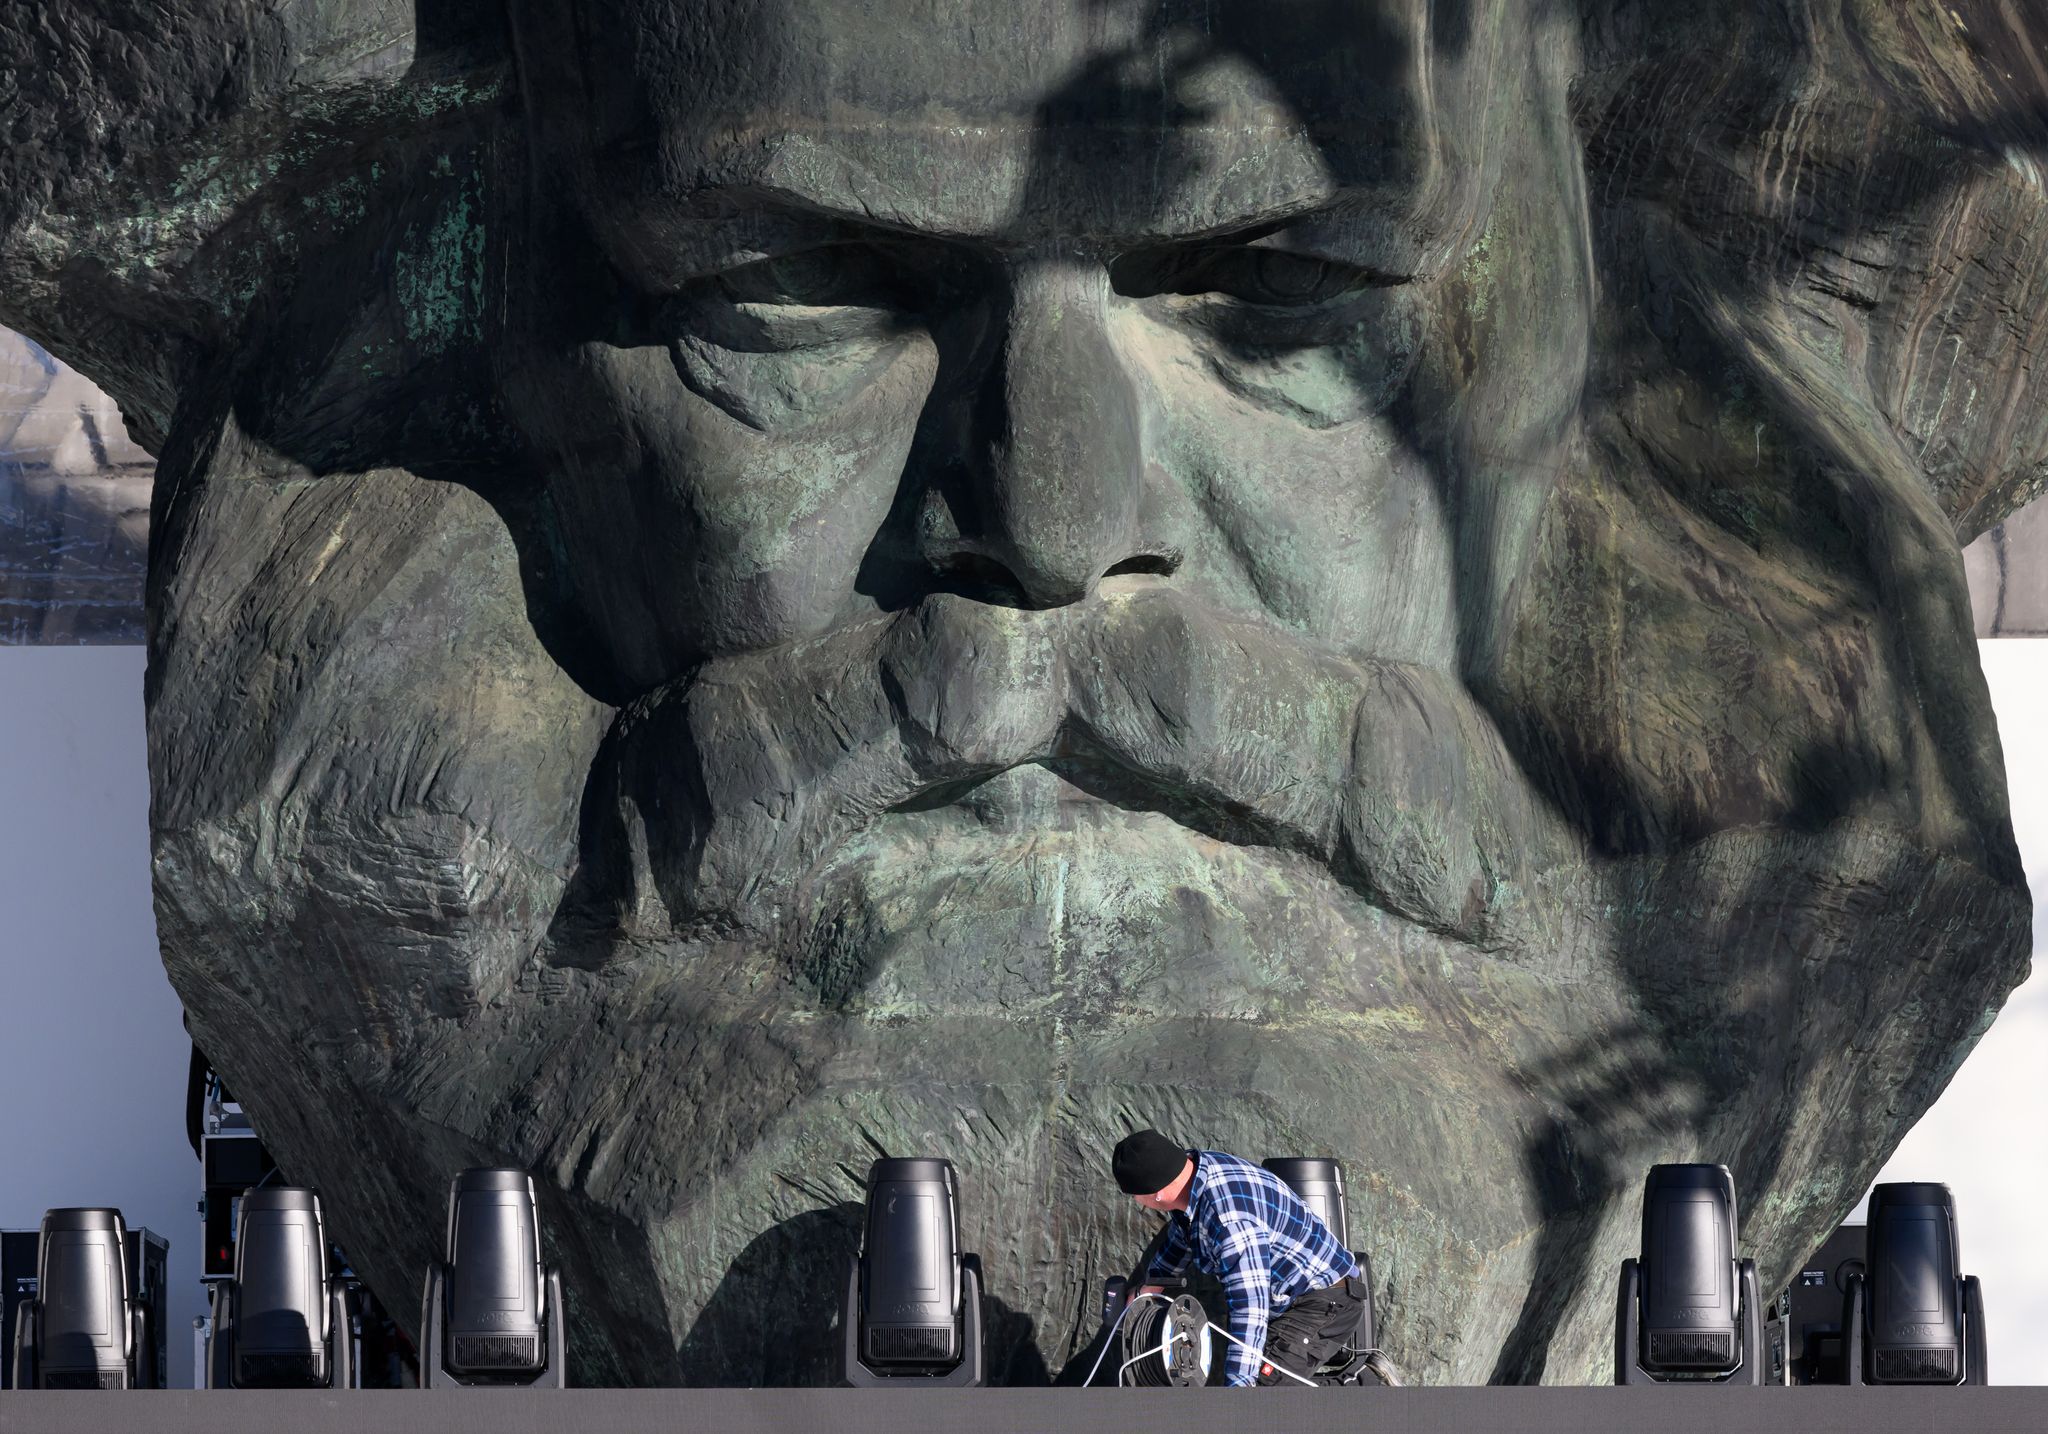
[1120,1294,1213,1387]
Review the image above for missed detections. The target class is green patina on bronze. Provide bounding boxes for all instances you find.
[0,0,2041,1390]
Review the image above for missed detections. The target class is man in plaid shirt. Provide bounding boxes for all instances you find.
[1114,1129,1368,1387]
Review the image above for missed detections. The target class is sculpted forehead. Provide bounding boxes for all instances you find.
[688,0,1438,118]
[522,0,1509,249]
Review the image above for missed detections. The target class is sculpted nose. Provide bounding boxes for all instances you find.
[976,259,1146,607]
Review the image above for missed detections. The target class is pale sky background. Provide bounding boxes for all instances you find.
[0,646,202,1385]
[1848,638,2048,1383]
[0,642,2042,1386]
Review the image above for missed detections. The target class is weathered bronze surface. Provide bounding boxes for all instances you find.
[1,1,2041,1385]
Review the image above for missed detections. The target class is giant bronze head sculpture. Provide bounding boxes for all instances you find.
[2,0,2040,1384]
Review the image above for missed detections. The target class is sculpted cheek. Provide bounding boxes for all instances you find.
[1121,309,1459,663]
[670,328,908,434]
[1197,290,1428,430]
[531,330,940,675]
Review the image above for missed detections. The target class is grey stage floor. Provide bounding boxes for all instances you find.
[3,1387,2047,1433]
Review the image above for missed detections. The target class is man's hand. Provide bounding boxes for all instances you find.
[1137,1284,1167,1298]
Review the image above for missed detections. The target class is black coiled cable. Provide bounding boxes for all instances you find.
[1121,1295,1211,1387]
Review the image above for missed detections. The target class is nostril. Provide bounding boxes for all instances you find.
[1102,553,1178,581]
[926,550,1178,608]
[934,551,1034,607]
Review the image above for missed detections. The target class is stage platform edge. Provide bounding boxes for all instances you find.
[4,1386,2048,1434]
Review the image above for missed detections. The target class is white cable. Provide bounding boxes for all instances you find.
[1080,1291,1174,1388]
[1118,1312,1207,1387]
[1085,1289,1322,1389]
[1203,1320,1320,1387]
[1116,1348,1158,1382]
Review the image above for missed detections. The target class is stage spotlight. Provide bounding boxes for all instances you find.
[421,1168,566,1388]
[1615,1164,1764,1385]
[204,1188,352,1390]
[839,1157,985,1386]
[1841,1182,1986,1385]
[1261,1158,1349,1248]
[1262,1156,1375,1353]
[7,1209,141,1390]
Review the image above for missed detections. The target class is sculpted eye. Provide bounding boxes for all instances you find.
[1245,251,1341,304]
[608,235,961,429]
[614,240,955,354]
[614,236,994,352]
[1106,235,1426,425]
[714,244,907,309]
[1110,244,1394,307]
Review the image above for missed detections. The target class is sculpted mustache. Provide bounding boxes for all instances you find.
[591,589,1571,945]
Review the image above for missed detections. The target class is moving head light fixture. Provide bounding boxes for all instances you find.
[421,1168,567,1388]
[1261,1158,1349,1248]
[839,1157,985,1386]
[1615,1164,1764,1386]
[1841,1182,1986,1386]
[7,1209,147,1390]
[203,1187,353,1390]
[1261,1156,1376,1354]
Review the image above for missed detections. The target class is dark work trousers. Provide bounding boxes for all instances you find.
[1257,1274,1369,1385]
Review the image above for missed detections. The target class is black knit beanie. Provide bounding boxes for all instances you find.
[1112,1129,1189,1195]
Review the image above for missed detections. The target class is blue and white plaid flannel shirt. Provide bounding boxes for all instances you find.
[1144,1149,1360,1386]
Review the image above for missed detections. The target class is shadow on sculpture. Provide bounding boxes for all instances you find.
[674,1201,1050,1386]
[2,0,2042,1392]
[674,1204,864,1386]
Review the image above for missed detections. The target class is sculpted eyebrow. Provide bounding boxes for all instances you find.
[613,180,1375,288]
[605,203,851,288]
[1107,207,1403,275]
